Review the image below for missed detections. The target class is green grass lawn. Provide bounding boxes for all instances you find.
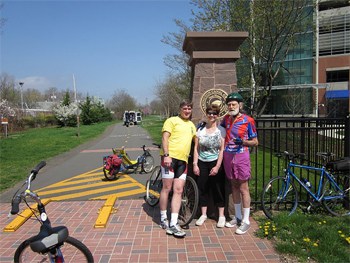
[0,121,115,192]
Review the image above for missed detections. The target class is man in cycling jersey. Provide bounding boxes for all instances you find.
[159,100,196,238]
[221,92,258,235]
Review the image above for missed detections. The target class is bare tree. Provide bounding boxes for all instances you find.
[43,87,60,102]
[283,86,312,116]
[23,88,45,109]
[161,20,193,98]
[149,99,163,115]
[0,73,20,107]
[155,74,185,118]
[107,90,137,119]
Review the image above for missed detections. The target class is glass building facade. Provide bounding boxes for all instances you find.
[266,3,315,115]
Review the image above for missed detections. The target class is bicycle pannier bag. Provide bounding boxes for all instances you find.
[326,157,350,172]
[104,154,122,171]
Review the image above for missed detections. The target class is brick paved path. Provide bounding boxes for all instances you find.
[0,200,281,263]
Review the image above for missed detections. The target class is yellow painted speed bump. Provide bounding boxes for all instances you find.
[94,194,118,228]
[3,199,51,232]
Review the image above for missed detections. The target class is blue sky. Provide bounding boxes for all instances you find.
[1,0,193,104]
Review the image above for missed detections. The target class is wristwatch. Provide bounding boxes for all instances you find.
[163,153,169,157]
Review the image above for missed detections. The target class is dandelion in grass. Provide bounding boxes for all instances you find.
[338,230,343,234]
[303,237,311,242]
[346,237,350,244]
[313,243,318,247]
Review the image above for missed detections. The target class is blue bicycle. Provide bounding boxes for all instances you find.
[261,151,350,219]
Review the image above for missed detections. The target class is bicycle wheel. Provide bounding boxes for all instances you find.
[103,166,120,181]
[145,166,162,207]
[261,176,298,220]
[14,236,94,263]
[322,173,350,216]
[178,176,199,227]
[142,155,155,173]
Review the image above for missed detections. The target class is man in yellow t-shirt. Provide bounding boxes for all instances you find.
[159,100,196,238]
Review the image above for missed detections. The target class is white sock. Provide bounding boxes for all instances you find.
[234,203,242,220]
[170,213,178,227]
[242,207,250,224]
[160,210,167,222]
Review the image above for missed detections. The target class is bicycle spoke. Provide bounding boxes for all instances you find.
[178,177,198,227]
[322,174,350,216]
[261,176,298,219]
[145,166,161,207]
[142,155,154,173]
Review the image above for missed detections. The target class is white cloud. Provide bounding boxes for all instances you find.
[17,76,54,91]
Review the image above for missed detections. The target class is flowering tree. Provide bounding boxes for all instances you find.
[53,92,78,127]
[0,99,16,118]
[53,102,78,127]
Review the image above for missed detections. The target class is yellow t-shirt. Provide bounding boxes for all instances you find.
[162,116,196,163]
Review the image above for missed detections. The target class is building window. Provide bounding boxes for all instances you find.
[318,10,350,56]
[326,70,349,82]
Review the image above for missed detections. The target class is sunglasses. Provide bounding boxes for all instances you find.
[207,111,218,116]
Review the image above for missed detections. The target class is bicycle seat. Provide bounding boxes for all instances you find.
[30,225,69,253]
[112,148,125,155]
[316,152,334,158]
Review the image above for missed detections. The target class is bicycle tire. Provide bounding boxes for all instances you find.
[145,166,162,207]
[322,173,350,216]
[261,176,298,220]
[178,176,199,227]
[14,236,94,263]
[142,155,155,173]
[103,166,120,181]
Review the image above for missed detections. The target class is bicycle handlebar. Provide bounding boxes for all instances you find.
[10,161,46,215]
[10,196,21,215]
[30,161,47,181]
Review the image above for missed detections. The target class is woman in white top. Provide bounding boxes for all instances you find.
[193,105,226,228]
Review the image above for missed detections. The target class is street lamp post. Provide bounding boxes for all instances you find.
[19,82,24,112]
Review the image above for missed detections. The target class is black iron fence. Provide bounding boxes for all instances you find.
[250,116,349,209]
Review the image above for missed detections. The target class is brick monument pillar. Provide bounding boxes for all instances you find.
[183,32,248,220]
[183,32,248,124]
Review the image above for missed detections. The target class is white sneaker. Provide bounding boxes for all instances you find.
[166,224,186,237]
[225,217,242,228]
[195,215,207,226]
[217,216,225,228]
[159,219,169,230]
[235,222,251,235]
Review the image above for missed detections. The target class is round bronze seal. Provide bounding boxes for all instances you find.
[200,89,228,118]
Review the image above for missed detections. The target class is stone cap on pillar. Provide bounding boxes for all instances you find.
[183,31,249,56]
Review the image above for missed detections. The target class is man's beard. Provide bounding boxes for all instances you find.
[229,108,239,116]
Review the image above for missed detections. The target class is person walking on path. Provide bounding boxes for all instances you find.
[192,105,226,228]
[220,92,258,235]
[159,100,196,238]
